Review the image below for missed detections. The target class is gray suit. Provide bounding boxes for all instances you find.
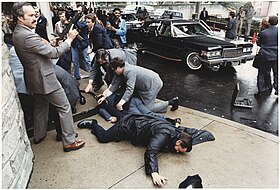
[109,63,169,113]
[13,24,76,145]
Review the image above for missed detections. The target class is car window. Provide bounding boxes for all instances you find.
[173,26,189,37]
[158,24,172,37]
[121,14,136,21]
[175,23,209,35]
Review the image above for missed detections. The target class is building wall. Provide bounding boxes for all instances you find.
[2,31,34,188]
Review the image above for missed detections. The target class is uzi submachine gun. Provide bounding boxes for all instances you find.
[52,11,84,42]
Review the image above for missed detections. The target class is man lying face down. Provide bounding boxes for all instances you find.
[78,114,192,186]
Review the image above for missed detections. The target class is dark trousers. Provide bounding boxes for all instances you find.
[257,62,272,93]
[272,60,278,91]
[91,122,120,143]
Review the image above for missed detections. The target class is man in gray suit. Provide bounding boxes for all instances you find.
[99,57,179,113]
[12,2,85,152]
[85,48,137,92]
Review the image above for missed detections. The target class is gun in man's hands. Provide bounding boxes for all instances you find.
[53,11,84,41]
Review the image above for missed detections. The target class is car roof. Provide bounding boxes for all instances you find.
[161,19,200,25]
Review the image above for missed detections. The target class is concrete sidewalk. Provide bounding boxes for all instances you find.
[28,78,278,188]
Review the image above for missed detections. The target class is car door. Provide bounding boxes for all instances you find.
[155,23,181,58]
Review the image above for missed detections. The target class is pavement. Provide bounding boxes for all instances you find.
[27,72,278,188]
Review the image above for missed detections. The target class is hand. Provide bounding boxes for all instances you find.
[97,96,106,104]
[85,83,92,93]
[87,48,93,54]
[67,24,79,41]
[116,102,123,111]
[103,88,112,97]
[151,172,168,186]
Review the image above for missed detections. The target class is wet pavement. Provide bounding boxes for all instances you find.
[137,50,278,136]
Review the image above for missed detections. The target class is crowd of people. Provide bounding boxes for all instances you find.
[4,2,186,186]
[2,2,277,186]
[199,6,278,99]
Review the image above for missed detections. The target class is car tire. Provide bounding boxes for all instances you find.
[183,51,202,70]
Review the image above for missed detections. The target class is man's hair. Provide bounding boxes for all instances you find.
[12,2,31,23]
[110,57,125,70]
[229,11,235,18]
[95,49,108,62]
[113,8,121,13]
[85,13,96,22]
[178,132,193,152]
[269,16,278,26]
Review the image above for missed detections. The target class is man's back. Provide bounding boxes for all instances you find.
[13,24,69,94]
[259,26,278,61]
[115,114,177,148]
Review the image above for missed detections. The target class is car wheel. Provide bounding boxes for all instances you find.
[184,52,202,70]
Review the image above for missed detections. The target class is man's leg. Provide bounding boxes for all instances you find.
[33,94,49,142]
[142,79,169,113]
[129,97,165,119]
[45,87,76,145]
[71,47,81,80]
[82,47,92,72]
[91,121,119,143]
[272,60,278,93]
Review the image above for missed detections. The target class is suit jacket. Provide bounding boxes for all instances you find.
[13,24,70,94]
[225,18,237,39]
[259,26,278,61]
[109,63,162,103]
[89,22,113,52]
[89,48,137,84]
[199,10,208,21]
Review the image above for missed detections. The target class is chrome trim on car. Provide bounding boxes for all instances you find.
[200,54,255,65]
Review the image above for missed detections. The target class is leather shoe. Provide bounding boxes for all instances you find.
[34,136,46,144]
[275,91,278,95]
[169,97,179,111]
[63,140,85,152]
[77,119,97,129]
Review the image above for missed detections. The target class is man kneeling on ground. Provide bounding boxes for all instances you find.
[78,114,192,186]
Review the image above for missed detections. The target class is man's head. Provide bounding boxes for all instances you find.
[269,15,278,26]
[59,11,67,23]
[95,49,108,65]
[110,57,125,75]
[85,13,97,28]
[174,132,192,153]
[113,8,121,20]
[229,11,235,19]
[12,2,37,29]
[33,7,40,18]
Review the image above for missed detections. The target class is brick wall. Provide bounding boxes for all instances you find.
[2,31,34,188]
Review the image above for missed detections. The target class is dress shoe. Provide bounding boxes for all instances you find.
[56,133,78,142]
[77,119,97,129]
[169,97,179,111]
[63,140,85,152]
[175,117,181,124]
[34,136,46,144]
[79,95,86,105]
[275,91,278,95]
[94,81,104,91]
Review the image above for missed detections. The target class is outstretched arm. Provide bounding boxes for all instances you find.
[144,133,169,186]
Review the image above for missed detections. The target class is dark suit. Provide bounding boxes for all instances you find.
[89,22,113,53]
[258,25,278,92]
[225,18,237,39]
[199,10,208,21]
[13,24,76,145]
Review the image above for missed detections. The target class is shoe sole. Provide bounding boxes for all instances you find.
[63,143,85,152]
